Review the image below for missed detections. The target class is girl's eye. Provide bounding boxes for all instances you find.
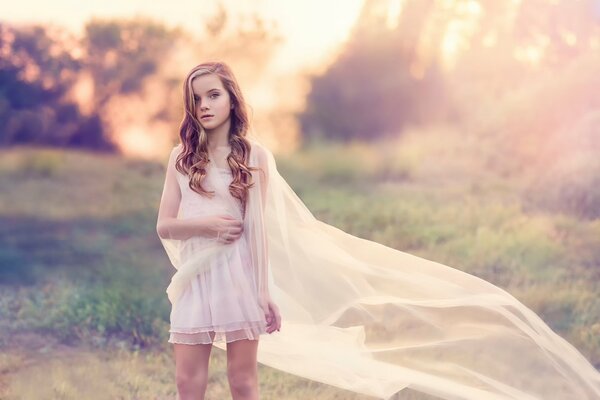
[193,94,218,101]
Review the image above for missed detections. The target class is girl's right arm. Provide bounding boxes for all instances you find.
[156,146,211,240]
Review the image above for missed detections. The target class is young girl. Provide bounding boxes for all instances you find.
[157,62,600,400]
[156,61,281,400]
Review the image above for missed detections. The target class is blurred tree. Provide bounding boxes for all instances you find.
[298,0,449,143]
[299,0,600,144]
[205,2,228,38]
[82,18,181,109]
[0,22,113,149]
[0,5,284,151]
[0,18,182,150]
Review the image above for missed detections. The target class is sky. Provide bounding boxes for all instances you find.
[1,0,366,74]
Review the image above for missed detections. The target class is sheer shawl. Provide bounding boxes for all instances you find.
[159,136,600,400]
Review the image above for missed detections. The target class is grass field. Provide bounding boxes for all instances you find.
[0,138,598,399]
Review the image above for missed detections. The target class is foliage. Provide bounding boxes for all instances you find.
[0,23,106,148]
[299,22,448,142]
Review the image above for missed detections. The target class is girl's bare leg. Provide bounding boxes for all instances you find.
[173,332,215,400]
[226,338,260,400]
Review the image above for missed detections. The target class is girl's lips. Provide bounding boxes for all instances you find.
[201,115,214,120]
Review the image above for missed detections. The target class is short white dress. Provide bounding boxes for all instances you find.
[168,159,268,345]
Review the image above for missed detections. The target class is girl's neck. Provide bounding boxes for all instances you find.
[206,129,231,151]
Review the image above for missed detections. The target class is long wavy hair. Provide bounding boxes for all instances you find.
[175,61,259,216]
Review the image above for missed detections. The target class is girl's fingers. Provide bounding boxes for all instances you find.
[275,312,281,331]
[221,230,242,243]
[264,308,274,332]
[273,307,281,331]
[265,303,281,333]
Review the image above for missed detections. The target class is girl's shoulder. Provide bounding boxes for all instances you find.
[166,144,184,171]
[170,143,183,160]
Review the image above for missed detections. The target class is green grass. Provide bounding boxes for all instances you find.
[0,141,598,398]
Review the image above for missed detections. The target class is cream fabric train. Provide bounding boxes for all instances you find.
[159,134,600,400]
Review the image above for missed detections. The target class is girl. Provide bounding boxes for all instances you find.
[156,61,281,400]
[157,62,600,400]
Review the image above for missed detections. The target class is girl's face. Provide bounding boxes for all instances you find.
[191,73,233,132]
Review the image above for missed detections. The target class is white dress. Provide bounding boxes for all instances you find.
[168,161,267,345]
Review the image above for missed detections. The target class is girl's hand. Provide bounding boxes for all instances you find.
[206,214,243,244]
[259,295,281,334]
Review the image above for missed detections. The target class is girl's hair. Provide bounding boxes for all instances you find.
[175,61,258,216]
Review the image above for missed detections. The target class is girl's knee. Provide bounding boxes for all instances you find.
[176,371,208,397]
[227,369,257,395]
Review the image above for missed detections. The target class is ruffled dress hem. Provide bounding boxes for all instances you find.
[168,320,268,345]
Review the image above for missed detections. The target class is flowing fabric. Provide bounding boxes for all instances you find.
[159,135,600,400]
